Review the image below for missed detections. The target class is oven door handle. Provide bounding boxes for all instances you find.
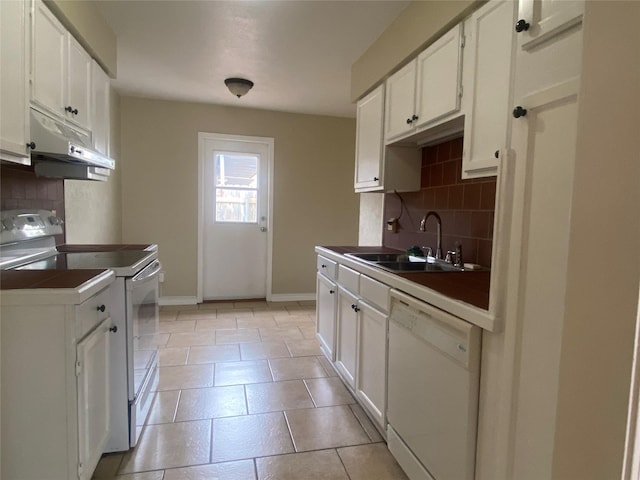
[131,260,161,283]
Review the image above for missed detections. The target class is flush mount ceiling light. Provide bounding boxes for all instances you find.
[224,78,254,98]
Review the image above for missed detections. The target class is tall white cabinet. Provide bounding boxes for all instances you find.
[0,0,31,164]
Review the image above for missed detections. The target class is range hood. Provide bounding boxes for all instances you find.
[29,108,115,181]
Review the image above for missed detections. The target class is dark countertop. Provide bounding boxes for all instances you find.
[321,246,490,311]
[1,269,110,289]
[58,244,157,252]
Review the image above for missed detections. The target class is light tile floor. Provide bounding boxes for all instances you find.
[93,301,408,480]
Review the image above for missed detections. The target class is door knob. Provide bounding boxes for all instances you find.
[260,227,267,232]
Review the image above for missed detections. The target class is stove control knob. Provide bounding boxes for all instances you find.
[48,216,63,226]
[1,219,15,231]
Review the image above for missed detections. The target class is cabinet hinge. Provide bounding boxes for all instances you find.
[75,360,82,377]
[458,85,463,98]
[78,462,83,478]
[461,35,466,49]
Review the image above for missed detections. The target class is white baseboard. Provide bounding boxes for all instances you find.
[159,296,198,306]
[269,293,316,302]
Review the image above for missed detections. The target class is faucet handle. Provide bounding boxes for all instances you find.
[454,242,463,268]
[421,246,433,257]
[445,251,456,264]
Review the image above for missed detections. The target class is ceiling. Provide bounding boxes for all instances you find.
[94,0,410,119]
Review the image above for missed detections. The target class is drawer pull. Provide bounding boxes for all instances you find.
[97,305,106,312]
[109,325,118,333]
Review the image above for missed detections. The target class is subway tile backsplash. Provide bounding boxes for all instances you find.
[383,136,496,267]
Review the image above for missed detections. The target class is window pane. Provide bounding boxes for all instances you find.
[215,188,257,223]
[215,154,258,187]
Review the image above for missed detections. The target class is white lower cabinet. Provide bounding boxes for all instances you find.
[316,254,390,432]
[336,286,359,389]
[1,281,116,480]
[316,272,337,360]
[356,300,388,428]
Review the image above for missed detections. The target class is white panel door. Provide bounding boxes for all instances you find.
[336,287,359,388]
[354,84,384,191]
[201,134,272,300]
[384,60,416,141]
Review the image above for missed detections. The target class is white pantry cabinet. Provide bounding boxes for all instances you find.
[385,24,463,143]
[0,0,32,164]
[32,0,92,132]
[461,0,517,179]
[1,281,116,480]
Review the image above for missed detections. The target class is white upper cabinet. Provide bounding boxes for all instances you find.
[91,60,111,156]
[67,35,93,130]
[355,85,384,191]
[414,24,463,130]
[461,0,517,179]
[385,24,463,143]
[384,61,416,141]
[0,0,31,164]
[32,0,92,132]
[516,0,584,51]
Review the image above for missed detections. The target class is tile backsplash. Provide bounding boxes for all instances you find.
[383,136,496,267]
[1,163,65,243]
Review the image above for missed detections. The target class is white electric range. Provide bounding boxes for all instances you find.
[0,209,160,452]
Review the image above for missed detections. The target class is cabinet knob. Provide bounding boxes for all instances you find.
[494,150,500,159]
[373,176,379,182]
[65,106,73,113]
[412,114,419,121]
[406,118,413,125]
[321,264,327,269]
[109,325,118,333]
[515,19,530,33]
[72,108,79,115]
[354,306,360,312]
[26,141,36,149]
[329,289,335,294]
[351,304,356,310]
[97,304,106,312]
[512,106,528,118]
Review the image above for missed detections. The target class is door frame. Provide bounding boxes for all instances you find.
[197,132,274,303]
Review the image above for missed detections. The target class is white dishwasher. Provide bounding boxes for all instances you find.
[386,289,481,480]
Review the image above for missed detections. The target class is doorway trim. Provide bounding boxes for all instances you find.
[197,132,274,303]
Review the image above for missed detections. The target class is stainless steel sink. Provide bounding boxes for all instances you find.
[345,252,409,262]
[345,251,466,273]
[375,261,461,273]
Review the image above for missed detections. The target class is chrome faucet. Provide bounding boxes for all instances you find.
[419,211,442,260]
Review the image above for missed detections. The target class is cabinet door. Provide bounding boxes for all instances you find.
[77,318,111,480]
[67,35,92,131]
[32,0,67,118]
[517,0,584,51]
[316,273,337,361]
[462,0,516,179]
[356,300,387,428]
[0,0,30,164]
[336,287,359,388]
[384,60,416,142]
[91,60,110,156]
[509,78,580,479]
[354,85,384,191]
[414,23,463,129]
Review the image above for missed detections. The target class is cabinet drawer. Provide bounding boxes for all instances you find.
[338,265,360,294]
[317,255,337,280]
[75,286,112,339]
[360,275,390,313]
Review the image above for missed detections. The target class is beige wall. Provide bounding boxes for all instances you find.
[45,0,117,76]
[119,96,358,299]
[552,2,640,477]
[64,87,122,243]
[351,0,480,101]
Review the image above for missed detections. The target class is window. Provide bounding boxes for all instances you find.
[214,153,258,223]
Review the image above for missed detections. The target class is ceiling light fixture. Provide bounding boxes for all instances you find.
[224,78,254,98]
